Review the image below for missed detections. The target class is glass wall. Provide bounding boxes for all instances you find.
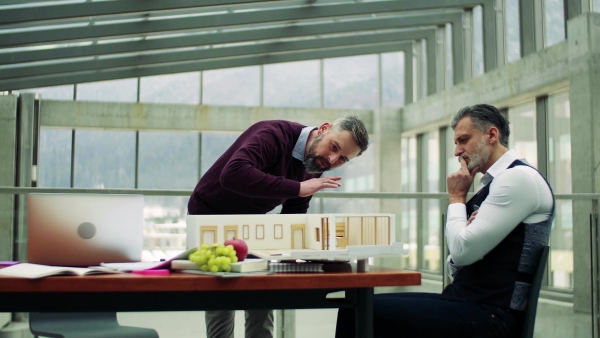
[544,0,566,47]
[421,131,441,272]
[445,23,454,88]
[401,136,418,268]
[381,52,405,108]
[139,72,200,105]
[138,131,200,259]
[547,91,573,289]
[506,95,573,291]
[202,66,261,106]
[505,0,521,63]
[38,128,72,188]
[20,85,74,100]
[73,130,136,189]
[508,101,537,167]
[472,5,484,77]
[263,60,320,108]
[77,78,138,103]
[323,54,378,109]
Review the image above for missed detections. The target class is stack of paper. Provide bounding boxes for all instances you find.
[171,258,269,273]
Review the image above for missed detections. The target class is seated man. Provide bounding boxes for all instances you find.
[336,104,554,338]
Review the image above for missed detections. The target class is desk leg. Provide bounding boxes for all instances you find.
[354,288,374,338]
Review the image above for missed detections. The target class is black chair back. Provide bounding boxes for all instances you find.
[521,245,550,338]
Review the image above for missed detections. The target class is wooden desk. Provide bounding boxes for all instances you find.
[0,266,420,338]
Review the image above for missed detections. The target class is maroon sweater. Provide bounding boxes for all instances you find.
[188,120,322,215]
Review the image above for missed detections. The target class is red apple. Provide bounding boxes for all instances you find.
[225,237,248,262]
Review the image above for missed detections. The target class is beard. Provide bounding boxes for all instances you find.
[461,137,490,171]
[304,135,331,174]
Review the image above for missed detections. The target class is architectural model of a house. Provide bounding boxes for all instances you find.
[186,213,395,252]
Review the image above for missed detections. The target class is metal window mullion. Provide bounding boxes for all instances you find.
[70,129,75,188]
[412,41,422,101]
[435,27,446,92]
[519,0,537,56]
[199,71,203,105]
[198,132,202,181]
[536,95,548,179]
[134,131,139,189]
[495,0,506,67]
[482,1,498,72]
[136,78,141,103]
[439,127,448,279]
[534,0,544,52]
[260,64,264,107]
[424,33,436,96]
[320,59,324,108]
[403,46,414,106]
[462,10,473,82]
[32,97,40,188]
[416,133,425,270]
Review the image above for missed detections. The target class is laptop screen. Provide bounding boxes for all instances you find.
[27,193,144,267]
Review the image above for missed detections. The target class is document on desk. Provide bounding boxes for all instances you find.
[179,269,272,278]
[100,247,197,272]
[0,263,123,279]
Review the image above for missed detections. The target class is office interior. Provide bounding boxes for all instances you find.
[0,1,599,337]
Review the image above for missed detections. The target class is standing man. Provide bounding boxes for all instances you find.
[189,115,369,338]
[336,104,554,337]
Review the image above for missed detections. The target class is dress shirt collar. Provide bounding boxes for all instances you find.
[293,126,317,162]
[481,149,519,184]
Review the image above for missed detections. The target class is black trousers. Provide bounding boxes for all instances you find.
[335,292,523,338]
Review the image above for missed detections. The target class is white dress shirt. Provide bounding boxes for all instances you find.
[446,150,554,278]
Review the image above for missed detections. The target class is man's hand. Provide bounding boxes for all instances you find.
[299,176,342,197]
[467,210,478,225]
[447,157,479,204]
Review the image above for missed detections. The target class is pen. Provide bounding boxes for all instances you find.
[131,269,170,276]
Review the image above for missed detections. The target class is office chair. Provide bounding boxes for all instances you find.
[29,312,159,338]
[520,245,550,338]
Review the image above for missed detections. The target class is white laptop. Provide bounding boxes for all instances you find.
[27,193,144,267]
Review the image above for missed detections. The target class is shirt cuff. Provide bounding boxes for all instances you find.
[447,203,467,220]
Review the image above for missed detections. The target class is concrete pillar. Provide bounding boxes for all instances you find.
[15,93,36,262]
[376,107,403,269]
[0,95,17,261]
[567,12,600,336]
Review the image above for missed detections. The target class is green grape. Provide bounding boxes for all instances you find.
[189,242,244,273]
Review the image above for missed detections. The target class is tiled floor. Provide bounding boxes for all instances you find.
[118,309,338,338]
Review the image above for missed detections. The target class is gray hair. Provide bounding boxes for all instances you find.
[451,104,510,147]
[331,115,370,156]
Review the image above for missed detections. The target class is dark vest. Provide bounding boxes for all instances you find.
[441,160,554,310]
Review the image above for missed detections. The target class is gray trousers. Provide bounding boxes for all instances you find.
[205,310,274,338]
